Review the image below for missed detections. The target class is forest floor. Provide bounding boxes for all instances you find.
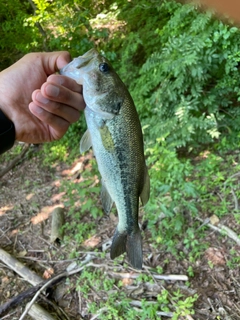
[0,144,240,320]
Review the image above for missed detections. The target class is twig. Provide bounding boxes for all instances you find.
[16,256,80,263]
[0,251,94,317]
[0,248,42,286]
[224,172,240,184]
[0,144,30,178]
[0,274,63,316]
[19,254,95,320]
[223,172,240,211]
[196,217,240,245]
[0,310,18,319]
[230,188,239,211]
[108,271,188,282]
[25,303,56,320]
[39,294,70,320]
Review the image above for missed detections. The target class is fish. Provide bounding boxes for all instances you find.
[60,49,150,269]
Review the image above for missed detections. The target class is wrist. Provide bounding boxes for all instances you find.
[0,109,16,154]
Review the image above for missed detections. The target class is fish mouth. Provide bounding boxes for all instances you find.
[59,48,99,84]
[81,48,99,59]
[74,49,99,69]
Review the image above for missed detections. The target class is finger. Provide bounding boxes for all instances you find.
[47,74,83,93]
[41,51,72,74]
[29,102,70,140]
[32,91,81,123]
[40,82,85,111]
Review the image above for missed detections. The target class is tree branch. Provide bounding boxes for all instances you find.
[0,144,30,178]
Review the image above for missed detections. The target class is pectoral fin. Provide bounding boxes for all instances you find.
[80,130,92,153]
[140,166,150,206]
[99,125,115,152]
[101,179,113,214]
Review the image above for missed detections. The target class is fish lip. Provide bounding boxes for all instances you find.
[59,58,85,84]
[67,49,99,69]
[81,48,99,58]
[60,49,99,83]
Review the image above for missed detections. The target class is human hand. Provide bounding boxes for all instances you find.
[0,51,85,144]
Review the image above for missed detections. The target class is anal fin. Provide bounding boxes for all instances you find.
[140,165,150,206]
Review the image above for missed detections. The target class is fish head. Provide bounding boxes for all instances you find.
[60,49,124,118]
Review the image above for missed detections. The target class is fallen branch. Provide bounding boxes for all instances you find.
[0,144,30,178]
[0,271,65,316]
[108,271,188,282]
[50,207,65,244]
[25,303,56,320]
[0,248,94,317]
[196,217,240,246]
[19,254,95,320]
[0,248,42,286]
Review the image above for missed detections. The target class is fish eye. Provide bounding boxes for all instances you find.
[99,62,109,73]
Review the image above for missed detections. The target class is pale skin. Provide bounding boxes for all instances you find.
[0,51,85,144]
[196,0,240,23]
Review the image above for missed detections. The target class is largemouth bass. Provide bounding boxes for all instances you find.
[60,49,150,269]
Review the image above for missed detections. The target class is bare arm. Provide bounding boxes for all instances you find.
[195,0,240,22]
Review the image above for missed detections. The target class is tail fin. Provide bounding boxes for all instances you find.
[110,228,142,269]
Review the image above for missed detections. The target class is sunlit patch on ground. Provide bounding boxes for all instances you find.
[0,205,13,216]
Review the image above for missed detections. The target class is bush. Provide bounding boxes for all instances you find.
[111,1,240,150]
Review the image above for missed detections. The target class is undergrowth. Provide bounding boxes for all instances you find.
[1,0,240,318]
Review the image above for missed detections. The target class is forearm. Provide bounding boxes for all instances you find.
[194,0,240,22]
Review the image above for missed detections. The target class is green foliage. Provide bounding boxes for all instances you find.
[1,2,240,318]
[0,0,34,69]
[110,0,240,150]
[194,151,240,218]
[61,160,102,244]
[41,118,86,165]
[144,135,239,261]
[144,139,201,258]
[0,143,23,163]
[2,0,240,155]
[78,273,197,319]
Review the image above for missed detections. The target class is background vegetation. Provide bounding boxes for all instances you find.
[1,0,240,318]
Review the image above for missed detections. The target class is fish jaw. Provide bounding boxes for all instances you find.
[59,49,99,84]
[60,57,84,84]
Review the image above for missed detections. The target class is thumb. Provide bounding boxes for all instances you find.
[42,51,72,75]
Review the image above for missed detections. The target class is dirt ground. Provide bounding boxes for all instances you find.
[0,145,240,320]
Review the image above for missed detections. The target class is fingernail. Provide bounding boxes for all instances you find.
[36,92,49,104]
[46,84,60,97]
[34,106,44,114]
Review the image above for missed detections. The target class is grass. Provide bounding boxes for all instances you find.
[44,134,240,318]
[1,134,239,318]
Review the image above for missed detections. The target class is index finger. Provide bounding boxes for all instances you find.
[47,74,83,93]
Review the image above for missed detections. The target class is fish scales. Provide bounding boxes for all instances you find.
[60,49,150,269]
